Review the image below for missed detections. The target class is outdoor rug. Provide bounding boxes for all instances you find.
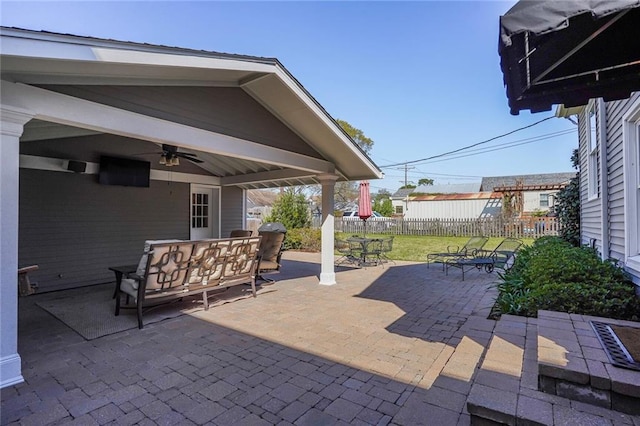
[36,282,272,340]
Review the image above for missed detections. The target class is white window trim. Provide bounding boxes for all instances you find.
[587,100,600,200]
[623,97,640,275]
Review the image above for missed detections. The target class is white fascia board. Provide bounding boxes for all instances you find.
[244,68,383,179]
[2,80,335,174]
[1,33,274,74]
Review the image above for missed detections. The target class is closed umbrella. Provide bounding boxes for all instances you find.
[358,180,372,236]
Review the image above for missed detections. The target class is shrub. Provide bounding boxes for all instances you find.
[284,228,321,251]
[495,236,640,320]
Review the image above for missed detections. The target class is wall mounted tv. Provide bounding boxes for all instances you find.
[99,156,151,187]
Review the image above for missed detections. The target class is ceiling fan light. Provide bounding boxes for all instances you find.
[159,154,167,165]
[171,157,180,166]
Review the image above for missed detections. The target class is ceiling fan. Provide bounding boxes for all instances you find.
[158,144,203,166]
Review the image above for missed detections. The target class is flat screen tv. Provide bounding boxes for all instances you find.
[99,156,150,188]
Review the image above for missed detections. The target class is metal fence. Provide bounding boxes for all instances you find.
[311,216,560,239]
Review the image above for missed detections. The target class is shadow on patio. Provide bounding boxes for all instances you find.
[3,251,635,425]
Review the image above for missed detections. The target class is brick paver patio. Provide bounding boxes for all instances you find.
[2,251,638,425]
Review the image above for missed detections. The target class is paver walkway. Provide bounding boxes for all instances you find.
[3,251,636,425]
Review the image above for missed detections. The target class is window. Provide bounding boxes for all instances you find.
[191,192,209,228]
[540,193,549,208]
[587,101,600,199]
[395,205,404,214]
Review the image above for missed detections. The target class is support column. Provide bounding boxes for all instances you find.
[1,106,32,389]
[317,174,339,285]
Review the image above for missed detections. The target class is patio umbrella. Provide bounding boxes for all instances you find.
[358,180,372,236]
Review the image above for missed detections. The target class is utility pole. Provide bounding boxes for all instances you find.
[397,164,415,187]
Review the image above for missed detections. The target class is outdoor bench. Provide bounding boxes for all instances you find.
[113,236,262,329]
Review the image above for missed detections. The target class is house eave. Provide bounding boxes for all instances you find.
[0,26,382,182]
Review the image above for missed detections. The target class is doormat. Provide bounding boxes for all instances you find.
[591,321,640,371]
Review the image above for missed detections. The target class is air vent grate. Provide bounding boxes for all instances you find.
[591,321,640,371]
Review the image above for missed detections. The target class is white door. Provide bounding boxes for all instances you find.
[190,185,220,240]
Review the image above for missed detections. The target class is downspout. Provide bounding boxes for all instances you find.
[597,98,609,260]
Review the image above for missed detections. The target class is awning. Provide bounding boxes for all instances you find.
[499,0,640,115]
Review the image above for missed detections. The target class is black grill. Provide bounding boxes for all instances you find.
[258,222,287,234]
[591,321,640,371]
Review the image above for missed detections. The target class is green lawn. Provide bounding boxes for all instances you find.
[336,233,535,262]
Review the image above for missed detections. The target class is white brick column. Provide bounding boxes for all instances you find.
[1,106,33,389]
[317,174,339,285]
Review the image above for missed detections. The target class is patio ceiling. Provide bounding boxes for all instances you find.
[1,27,383,188]
[499,0,640,115]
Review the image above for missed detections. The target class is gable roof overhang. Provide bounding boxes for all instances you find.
[499,0,640,115]
[0,27,383,188]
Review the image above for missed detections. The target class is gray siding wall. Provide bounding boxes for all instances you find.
[579,105,602,251]
[221,186,245,237]
[39,85,322,159]
[605,92,640,263]
[19,169,189,292]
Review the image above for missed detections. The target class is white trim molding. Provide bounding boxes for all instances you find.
[622,96,640,281]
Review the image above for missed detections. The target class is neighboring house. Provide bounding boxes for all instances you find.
[390,187,416,216]
[246,189,278,220]
[405,192,501,219]
[395,176,572,220]
[557,93,640,285]
[0,27,382,388]
[480,173,576,215]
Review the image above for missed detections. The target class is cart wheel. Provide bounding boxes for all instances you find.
[485,264,494,273]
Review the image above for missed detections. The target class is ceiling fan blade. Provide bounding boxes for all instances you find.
[177,152,199,158]
[181,156,204,163]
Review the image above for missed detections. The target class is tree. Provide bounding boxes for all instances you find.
[332,119,376,209]
[336,119,373,154]
[399,184,416,190]
[373,198,394,216]
[264,188,310,230]
[555,149,580,246]
[418,178,434,186]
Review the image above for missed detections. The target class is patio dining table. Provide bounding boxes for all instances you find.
[347,236,382,267]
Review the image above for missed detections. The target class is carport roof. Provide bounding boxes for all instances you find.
[1,27,383,188]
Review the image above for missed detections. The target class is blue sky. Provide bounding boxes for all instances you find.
[1,1,578,193]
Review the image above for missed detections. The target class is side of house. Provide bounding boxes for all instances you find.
[569,93,640,285]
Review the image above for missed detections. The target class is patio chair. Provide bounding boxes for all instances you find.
[426,236,489,270]
[255,230,286,283]
[335,238,359,267]
[376,236,395,266]
[445,237,523,281]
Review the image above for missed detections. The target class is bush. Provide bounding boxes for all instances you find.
[284,228,321,251]
[495,236,640,320]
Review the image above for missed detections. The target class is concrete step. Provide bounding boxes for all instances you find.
[536,310,640,416]
[466,314,640,425]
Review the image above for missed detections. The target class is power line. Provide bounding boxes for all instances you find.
[414,129,575,165]
[380,116,555,169]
